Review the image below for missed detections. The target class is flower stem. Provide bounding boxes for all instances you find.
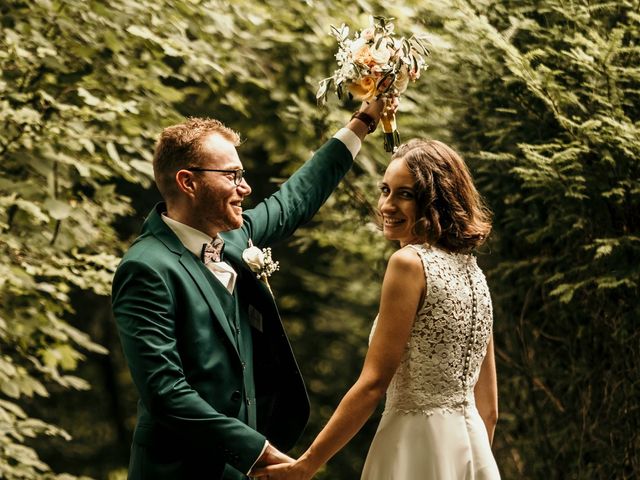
[262,275,273,296]
[381,113,400,153]
[384,130,401,153]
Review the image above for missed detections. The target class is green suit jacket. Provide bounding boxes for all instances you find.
[112,138,353,479]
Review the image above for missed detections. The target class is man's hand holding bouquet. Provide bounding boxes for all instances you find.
[317,16,429,152]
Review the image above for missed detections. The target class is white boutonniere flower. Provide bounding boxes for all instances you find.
[242,239,279,294]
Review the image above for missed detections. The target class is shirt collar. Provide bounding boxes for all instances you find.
[161,213,215,259]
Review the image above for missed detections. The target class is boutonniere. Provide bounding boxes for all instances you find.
[242,239,279,295]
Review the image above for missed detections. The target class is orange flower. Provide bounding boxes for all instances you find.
[347,76,377,101]
[351,43,375,68]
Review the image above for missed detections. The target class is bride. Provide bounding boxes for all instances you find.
[254,139,500,479]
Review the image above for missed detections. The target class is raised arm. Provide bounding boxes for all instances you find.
[474,335,498,444]
[239,100,391,248]
[251,246,424,479]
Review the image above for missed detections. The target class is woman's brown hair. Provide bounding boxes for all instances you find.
[392,139,492,253]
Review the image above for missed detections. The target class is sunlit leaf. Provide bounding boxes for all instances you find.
[43,198,72,221]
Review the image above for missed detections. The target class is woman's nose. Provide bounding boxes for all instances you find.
[379,195,396,213]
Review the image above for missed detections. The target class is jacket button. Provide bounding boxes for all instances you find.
[231,390,242,401]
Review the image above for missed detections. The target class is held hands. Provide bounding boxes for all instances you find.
[251,457,315,480]
[252,444,295,470]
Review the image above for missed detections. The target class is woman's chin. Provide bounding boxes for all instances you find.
[382,229,402,242]
[383,229,422,246]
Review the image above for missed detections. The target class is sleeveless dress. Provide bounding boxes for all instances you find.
[361,244,500,480]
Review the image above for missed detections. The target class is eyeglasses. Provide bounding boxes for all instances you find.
[186,167,245,186]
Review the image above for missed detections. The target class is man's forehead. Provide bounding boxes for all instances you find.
[201,133,241,167]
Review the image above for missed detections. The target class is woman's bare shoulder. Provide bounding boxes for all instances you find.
[387,245,425,276]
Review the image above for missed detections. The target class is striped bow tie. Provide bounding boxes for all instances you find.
[201,236,225,263]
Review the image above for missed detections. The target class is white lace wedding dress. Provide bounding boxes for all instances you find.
[361,244,500,479]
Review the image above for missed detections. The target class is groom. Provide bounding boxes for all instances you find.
[111,100,386,479]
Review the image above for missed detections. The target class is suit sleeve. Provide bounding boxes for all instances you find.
[241,137,353,247]
[112,259,266,473]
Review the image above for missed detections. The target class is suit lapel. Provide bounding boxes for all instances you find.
[143,204,241,357]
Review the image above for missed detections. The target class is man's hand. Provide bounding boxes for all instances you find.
[348,96,400,140]
[361,96,399,124]
[250,460,314,480]
[251,443,294,471]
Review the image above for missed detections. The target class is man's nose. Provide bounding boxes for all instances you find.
[237,178,252,196]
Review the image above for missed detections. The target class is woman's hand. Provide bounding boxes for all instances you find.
[251,458,314,480]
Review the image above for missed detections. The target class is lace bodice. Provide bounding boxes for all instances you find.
[370,244,493,415]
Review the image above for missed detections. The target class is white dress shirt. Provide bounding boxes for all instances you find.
[334,127,361,158]
[162,214,237,293]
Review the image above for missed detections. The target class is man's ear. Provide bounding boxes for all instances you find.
[175,170,197,198]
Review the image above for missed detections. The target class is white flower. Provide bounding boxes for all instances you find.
[242,239,280,295]
[370,44,391,65]
[242,245,265,272]
[361,27,375,41]
[349,37,367,55]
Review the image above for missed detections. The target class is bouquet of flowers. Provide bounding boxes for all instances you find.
[317,16,429,152]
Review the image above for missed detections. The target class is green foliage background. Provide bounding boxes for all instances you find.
[1,0,638,479]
